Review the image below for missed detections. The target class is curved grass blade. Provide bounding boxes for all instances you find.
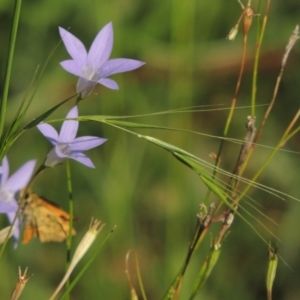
[23,94,77,130]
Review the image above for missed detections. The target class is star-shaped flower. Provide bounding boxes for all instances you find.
[37,106,107,168]
[59,22,145,97]
[0,156,36,243]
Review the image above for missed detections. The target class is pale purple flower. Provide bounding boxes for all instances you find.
[37,106,107,168]
[0,156,36,243]
[59,22,145,97]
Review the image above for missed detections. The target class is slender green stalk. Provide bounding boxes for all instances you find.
[125,250,148,300]
[65,159,74,298]
[251,0,270,116]
[189,245,221,300]
[204,0,257,208]
[0,0,22,140]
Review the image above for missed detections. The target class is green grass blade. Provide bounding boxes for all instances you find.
[23,95,77,129]
[0,0,22,139]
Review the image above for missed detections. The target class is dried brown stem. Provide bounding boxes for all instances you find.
[213,116,256,246]
[254,25,299,143]
[10,267,32,300]
[173,203,216,297]
[214,208,236,248]
[214,22,300,250]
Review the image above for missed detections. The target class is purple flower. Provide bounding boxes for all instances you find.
[37,106,107,168]
[0,156,36,243]
[59,22,145,97]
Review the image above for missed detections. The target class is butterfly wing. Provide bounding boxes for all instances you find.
[22,191,76,244]
[22,208,39,244]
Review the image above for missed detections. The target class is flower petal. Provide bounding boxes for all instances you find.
[37,123,59,146]
[5,160,36,192]
[59,27,87,67]
[100,58,145,77]
[0,156,10,186]
[0,202,18,213]
[7,210,20,246]
[59,106,79,142]
[60,60,83,77]
[70,136,107,151]
[69,152,95,168]
[45,148,65,167]
[87,22,113,68]
[97,78,119,90]
[76,77,97,97]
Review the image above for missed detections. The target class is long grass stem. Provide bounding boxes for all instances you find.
[0,0,22,141]
[65,159,74,298]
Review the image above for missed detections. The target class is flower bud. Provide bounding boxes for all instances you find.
[227,24,239,41]
[71,219,105,267]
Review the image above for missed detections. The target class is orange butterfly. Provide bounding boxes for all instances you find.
[20,190,76,244]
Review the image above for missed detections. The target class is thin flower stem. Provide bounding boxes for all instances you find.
[207,0,256,207]
[282,124,300,145]
[224,0,255,136]
[162,204,215,300]
[189,245,221,300]
[238,23,299,177]
[224,8,298,203]
[254,23,298,143]
[282,110,300,136]
[251,0,270,116]
[200,0,256,244]
[186,5,261,292]
[0,0,22,140]
[65,159,74,298]
[125,249,148,300]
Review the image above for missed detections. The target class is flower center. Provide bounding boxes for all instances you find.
[82,65,100,81]
[57,143,72,156]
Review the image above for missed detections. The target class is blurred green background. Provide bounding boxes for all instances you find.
[0,0,300,299]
